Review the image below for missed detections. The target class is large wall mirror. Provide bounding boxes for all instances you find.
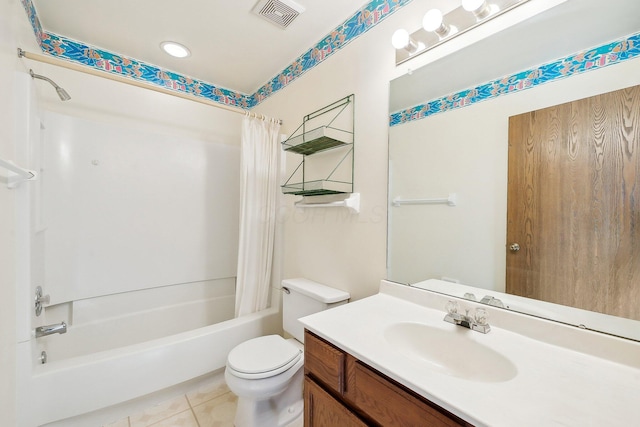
[387,0,640,341]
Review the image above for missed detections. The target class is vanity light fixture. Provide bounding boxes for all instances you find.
[392,0,530,66]
[160,41,191,58]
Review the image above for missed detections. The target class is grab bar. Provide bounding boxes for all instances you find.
[392,193,457,207]
[34,322,67,338]
[0,158,37,189]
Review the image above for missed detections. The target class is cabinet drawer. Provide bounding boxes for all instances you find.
[304,377,368,427]
[304,330,346,395]
[353,362,468,427]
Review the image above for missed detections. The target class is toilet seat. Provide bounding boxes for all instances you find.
[227,335,302,380]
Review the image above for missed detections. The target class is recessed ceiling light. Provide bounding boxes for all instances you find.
[160,41,191,58]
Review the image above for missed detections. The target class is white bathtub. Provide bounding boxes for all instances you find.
[16,281,280,427]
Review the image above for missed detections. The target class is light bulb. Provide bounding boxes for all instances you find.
[422,9,451,38]
[391,29,411,50]
[462,0,492,19]
[462,0,485,11]
[422,9,443,32]
[391,29,423,54]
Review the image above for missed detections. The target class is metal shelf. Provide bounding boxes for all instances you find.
[283,126,352,155]
[282,179,353,196]
[281,94,355,197]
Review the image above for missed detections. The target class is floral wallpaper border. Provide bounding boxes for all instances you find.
[251,0,412,105]
[390,32,640,127]
[39,31,253,108]
[20,0,412,109]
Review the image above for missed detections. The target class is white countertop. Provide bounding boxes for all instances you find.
[299,281,640,427]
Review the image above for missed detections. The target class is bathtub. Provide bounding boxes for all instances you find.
[16,281,280,427]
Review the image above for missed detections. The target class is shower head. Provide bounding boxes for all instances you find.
[29,69,71,101]
[55,86,72,102]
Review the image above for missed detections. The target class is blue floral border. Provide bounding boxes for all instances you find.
[20,0,412,109]
[251,0,412,106]
[20,0,43,47]
[39,31,252,108]
[390,33,640,127]
[19,1,640,118]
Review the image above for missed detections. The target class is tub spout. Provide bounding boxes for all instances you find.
[35,321,67,338]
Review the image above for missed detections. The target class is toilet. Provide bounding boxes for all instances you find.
[225,278,350,427]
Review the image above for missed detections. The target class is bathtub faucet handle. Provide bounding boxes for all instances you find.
[35,286,50,317]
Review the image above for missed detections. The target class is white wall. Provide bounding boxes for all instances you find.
[41,111,240,304]
[0,0,45,422]
[0,4,17,423]
[253,1,640,301]
[252,3,424,301]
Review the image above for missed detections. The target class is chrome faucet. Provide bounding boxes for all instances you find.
[35,322,67,338]
[444,301,490,333]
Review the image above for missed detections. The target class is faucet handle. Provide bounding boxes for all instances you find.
[474,308,489,325]
[445,300,459,315]
[35,286,50,317]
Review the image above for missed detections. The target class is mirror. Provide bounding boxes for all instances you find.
[387,0,640,341]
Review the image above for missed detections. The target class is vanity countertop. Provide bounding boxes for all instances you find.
[299,281,640,427]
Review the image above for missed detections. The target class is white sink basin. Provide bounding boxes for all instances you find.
[384,322,518,383]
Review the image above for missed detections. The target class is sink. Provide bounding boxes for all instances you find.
[384,322,518,383]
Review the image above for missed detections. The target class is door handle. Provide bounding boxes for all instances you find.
[509,243,520,252]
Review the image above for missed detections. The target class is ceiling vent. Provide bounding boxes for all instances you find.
[253,0,305,29]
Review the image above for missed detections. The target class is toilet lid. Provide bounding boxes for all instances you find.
[227,335,302,379]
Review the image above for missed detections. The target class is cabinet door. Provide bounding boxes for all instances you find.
[353,362,467,427]
[304,377,368,427]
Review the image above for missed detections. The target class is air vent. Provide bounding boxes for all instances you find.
[253,0,305,29]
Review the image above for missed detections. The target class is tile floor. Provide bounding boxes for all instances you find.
[103,379,237,427]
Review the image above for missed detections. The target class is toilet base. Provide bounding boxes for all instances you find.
[232,367,304,427]
[234,398,303,427]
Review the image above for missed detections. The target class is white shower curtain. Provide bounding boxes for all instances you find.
[235,115,281,317]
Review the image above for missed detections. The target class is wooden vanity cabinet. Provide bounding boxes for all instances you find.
[304,330,473,427]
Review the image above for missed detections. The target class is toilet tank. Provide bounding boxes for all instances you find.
[282,278,350,342]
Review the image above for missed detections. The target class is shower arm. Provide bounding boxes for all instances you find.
[28,68,72,101]
[30,69,59,88]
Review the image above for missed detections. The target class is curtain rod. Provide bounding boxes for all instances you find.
[17,48,282,124]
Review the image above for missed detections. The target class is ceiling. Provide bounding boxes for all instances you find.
[32,0,371,95]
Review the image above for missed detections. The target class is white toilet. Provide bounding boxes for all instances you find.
[225,278,350,427]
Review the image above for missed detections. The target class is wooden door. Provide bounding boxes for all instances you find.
[506,85,640,320]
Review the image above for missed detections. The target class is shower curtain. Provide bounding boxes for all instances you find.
[235,115,281,316]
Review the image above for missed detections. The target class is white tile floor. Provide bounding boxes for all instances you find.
[102,376,305,427]
[103,378,237,427]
